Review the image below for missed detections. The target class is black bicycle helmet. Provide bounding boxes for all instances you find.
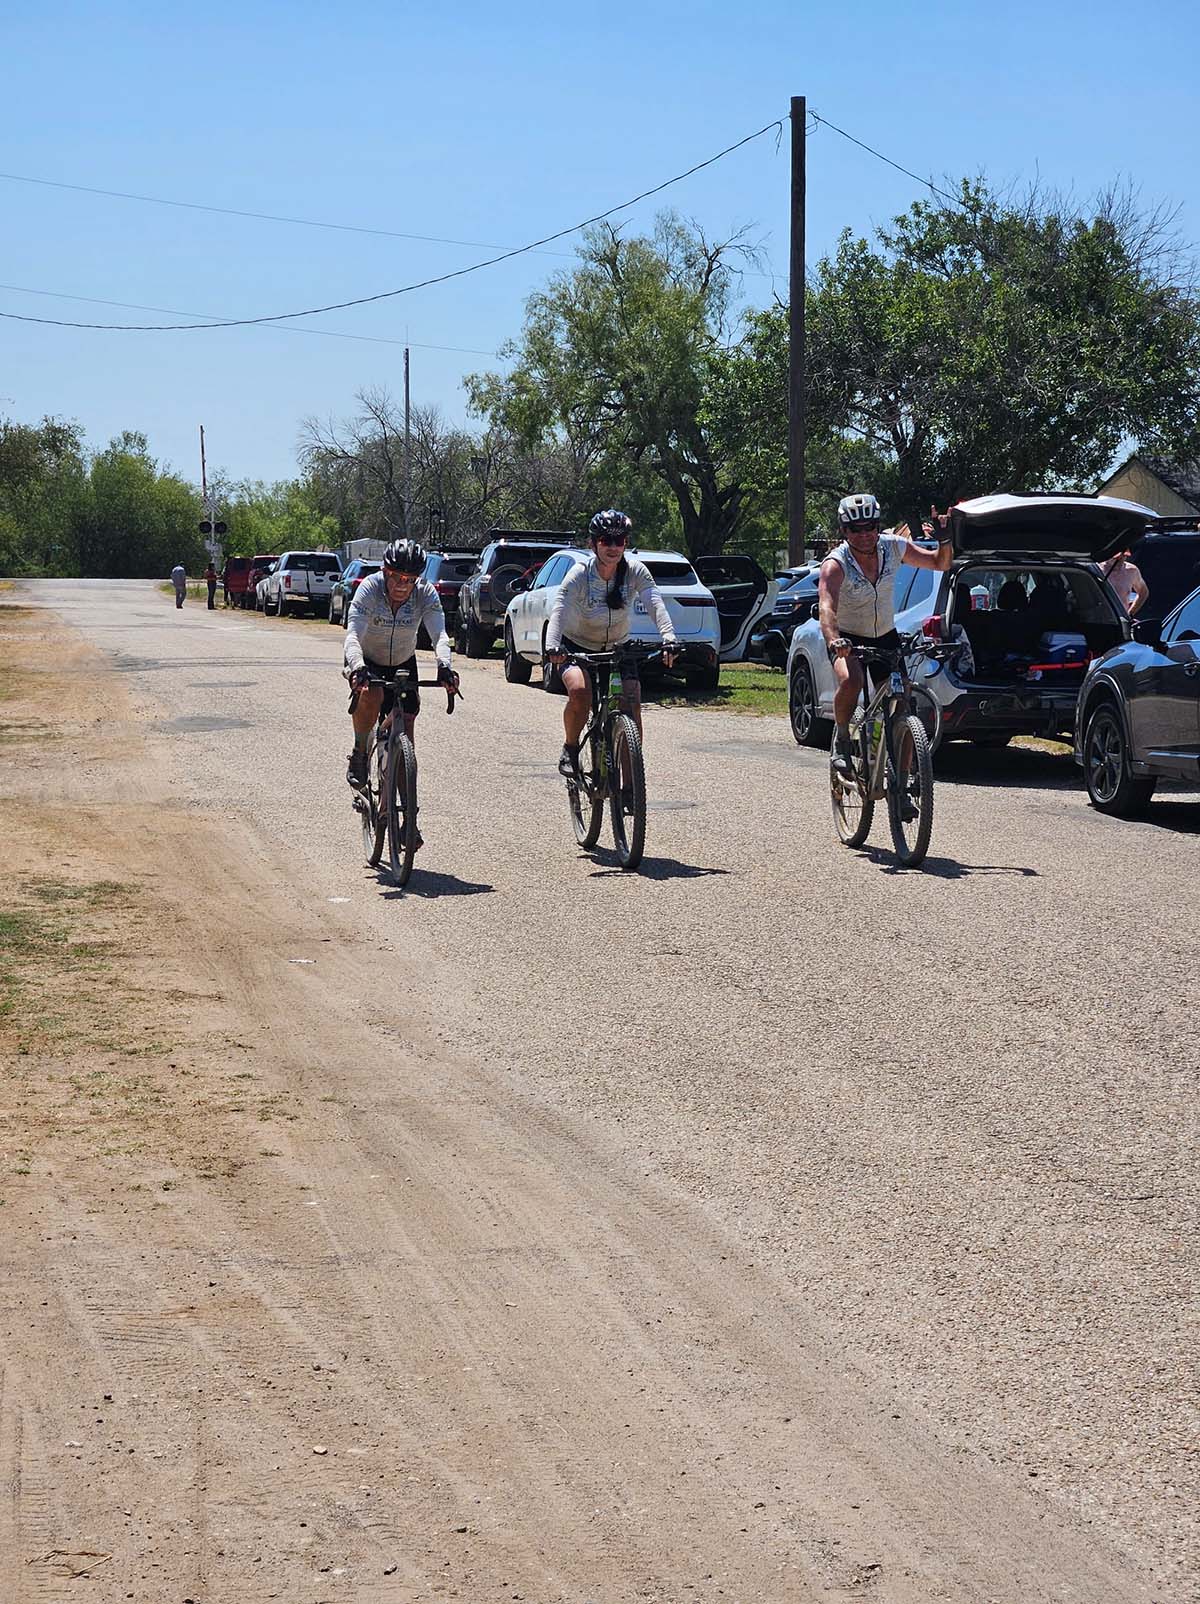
[588,508,633,542]
[381,537,427,574]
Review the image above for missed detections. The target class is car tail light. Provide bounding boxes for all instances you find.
[284,575,292,589]
[921,614,943,640]
[435,581,455,595]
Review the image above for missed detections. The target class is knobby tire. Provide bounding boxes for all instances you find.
[887,713,934,867]
[568,729,604,848]
[831,712,874,848]
[386,730,419,887]
[360,727,387,867]
[608,713,647,871]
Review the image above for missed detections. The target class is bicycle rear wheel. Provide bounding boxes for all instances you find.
[887,713,934,867]
[608,713,646,871]
[831,713,874,847]
[386,731,419,887]
[567,730,604,848]
[360,728,387,867]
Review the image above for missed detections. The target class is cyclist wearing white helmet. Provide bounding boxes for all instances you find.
[819,494,954,775]
[343,537,458,813]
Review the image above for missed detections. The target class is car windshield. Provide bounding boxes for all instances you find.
[644,559,699,586]
[289,554,341,572]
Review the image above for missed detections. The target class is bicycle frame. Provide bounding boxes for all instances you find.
[566,648,656,802]
[851,652,921,801]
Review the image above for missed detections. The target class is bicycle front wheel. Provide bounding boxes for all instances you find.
[567,735,604,849]
[608,714,646,871]
[386,731,419,887]
[887,713,934,867]
[360,728,387,867]
[831,713,874,848]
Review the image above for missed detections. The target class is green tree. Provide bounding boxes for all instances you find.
[789,180,1200,533]
[0,416,87,575]
[468,214,758,558]
[75,433,204,577]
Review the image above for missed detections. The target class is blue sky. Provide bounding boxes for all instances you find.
[2,0,1197,489]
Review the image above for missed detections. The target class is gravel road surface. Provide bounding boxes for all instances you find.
[12,579,1198,1600]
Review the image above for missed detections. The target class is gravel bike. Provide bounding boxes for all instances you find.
[559,646,666,872]
[830,635,947,868]
[350,668,461,887]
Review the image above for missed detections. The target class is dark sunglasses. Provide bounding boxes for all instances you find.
[596,532,628,547]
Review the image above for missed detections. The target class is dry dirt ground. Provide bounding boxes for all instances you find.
[0,595,1186,1603]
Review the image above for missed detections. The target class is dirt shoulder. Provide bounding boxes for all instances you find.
[0,597,1163,1603]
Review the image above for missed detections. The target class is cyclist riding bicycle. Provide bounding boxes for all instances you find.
[545,509,680,779]
[820,494,953,776]
[343,537,459,843]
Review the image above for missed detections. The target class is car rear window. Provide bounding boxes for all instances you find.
[288,554,341,572]
[644,559,699,586]
[434,558,476,580]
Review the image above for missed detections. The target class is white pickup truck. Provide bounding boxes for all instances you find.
[262,551,343,618]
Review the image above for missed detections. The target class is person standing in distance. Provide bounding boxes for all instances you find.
[171,562,187,608]
[819,494,953,776]
[203,561,219,610]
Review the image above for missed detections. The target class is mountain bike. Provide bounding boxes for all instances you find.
[350,668,461,887]
[830,634,947,868]
[559,646,667,872]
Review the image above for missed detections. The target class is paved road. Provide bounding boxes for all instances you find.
[22,579,1200,1595]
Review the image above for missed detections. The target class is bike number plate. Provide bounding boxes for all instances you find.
[890,671,904,695]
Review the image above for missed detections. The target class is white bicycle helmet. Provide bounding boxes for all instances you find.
[837,493,881,527]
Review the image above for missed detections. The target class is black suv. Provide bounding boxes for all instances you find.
[422,548,480,640]
[1129,523,1200,624]
[456,531,574,656]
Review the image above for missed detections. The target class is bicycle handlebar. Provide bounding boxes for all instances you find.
[558,644,675,667]
[349,669,463,715]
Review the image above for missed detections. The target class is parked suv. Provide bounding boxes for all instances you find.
[1075,578,1200,814]
[1128,524,1200,624]
[328,558,380,626]
[787,494,1151,752]
[422,548,480,645]
[456,532,573,656]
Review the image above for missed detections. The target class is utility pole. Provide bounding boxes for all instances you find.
[197,424,226,567]
[788,95,807,566]
[403,346,412,534]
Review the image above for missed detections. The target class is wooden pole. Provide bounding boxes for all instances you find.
[403,347,412,534]
[788,95,807,566]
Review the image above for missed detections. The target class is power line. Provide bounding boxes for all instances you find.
[0,118,784,334]
[0,169,577,261]
[808,111,962,208]
[0,282,500,356]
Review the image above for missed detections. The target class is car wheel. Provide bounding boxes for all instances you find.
[465,618,490,657]
[542,635,562,694]
[789,659,831,747]
[504,624,533,684]
[1083,703,1156,816]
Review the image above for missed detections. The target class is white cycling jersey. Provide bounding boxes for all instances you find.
[545,554,674,652]
[827,534,908,638]
[344,572,451,672]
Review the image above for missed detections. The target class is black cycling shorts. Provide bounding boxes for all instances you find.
[354,655,420,718]
[832,629,901,691]
[559,636,641,688]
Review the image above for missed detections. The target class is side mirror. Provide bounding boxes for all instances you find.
[1131,616,1161,646]
[810,601,820,620]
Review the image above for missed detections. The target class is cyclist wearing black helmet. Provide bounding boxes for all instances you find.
[545,509,679,778]
[820,494,953,775]
[343,537,458,809]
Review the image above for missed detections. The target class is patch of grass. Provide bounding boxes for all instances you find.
[651,662,788,718]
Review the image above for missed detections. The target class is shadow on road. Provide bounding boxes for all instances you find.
[376,871,496,900]
[1110,797,1200,837]
[588,852,731,881]
[934,742,1078,791]
[863,848,1039,879]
